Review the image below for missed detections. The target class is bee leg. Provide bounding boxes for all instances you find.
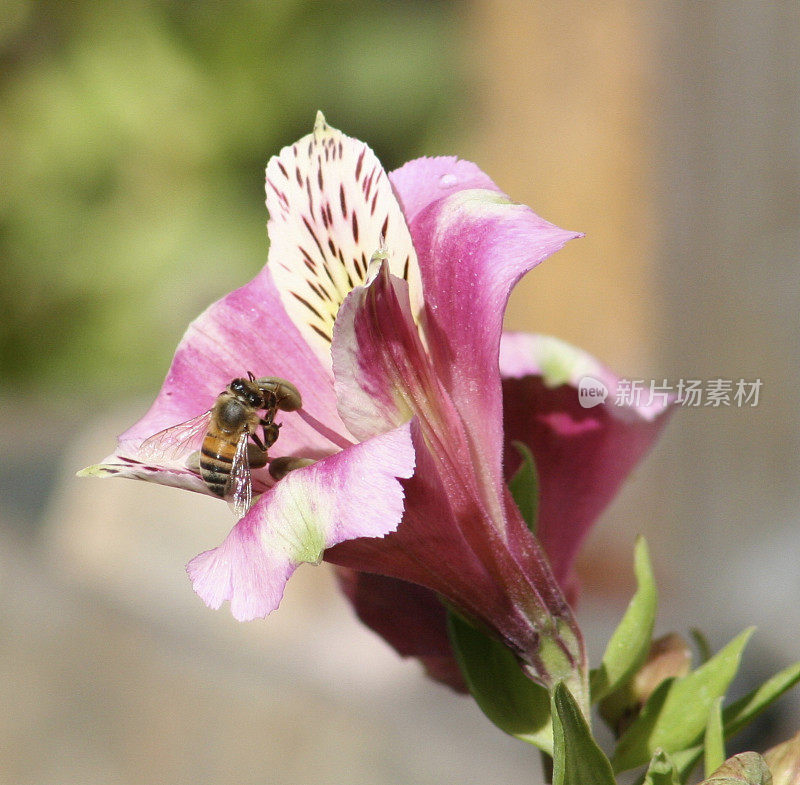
[247,432,268,469]
[260,417,281,450]
[246,442,268,469]
[268,456,316,481]
[251,430,267,450]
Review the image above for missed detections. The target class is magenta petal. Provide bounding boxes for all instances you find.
[409,190,581,508]
[389,156,502,225]
[186,508,293,621]
[77,457,213,495]
[186,423,415,621]
[499,333,673,589]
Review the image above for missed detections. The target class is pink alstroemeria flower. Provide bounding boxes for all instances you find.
[83,113,670,695]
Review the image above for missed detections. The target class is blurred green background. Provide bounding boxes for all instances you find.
[0,0,465,398]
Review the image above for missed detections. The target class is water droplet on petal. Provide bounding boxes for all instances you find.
[439,173,458,188]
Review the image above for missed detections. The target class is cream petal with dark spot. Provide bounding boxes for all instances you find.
[265,112,422,366]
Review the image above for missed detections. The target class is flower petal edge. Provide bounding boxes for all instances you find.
[186,422,416,621]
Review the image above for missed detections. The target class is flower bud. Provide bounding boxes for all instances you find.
[633,632,692,703]
[764,731,800,785]
[600,632,692,734]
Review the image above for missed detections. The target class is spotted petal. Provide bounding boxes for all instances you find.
[186,422,415,621]
[266,112,423,367]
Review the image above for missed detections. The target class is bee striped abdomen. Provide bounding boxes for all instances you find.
[199,432,237,497]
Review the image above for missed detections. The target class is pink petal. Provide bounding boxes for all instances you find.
[266,112,423,367]
[96,266,349,495]
[326,420,579,679]
[389,156,502,225]
[409,188,581,516]
[331,261,439,442]
[186,423,415,621]
[77,457,213,496]
[499,332,673,589]
[326,266,582,677]
[500,332,673,423]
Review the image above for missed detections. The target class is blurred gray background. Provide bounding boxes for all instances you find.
[2,2,799,783]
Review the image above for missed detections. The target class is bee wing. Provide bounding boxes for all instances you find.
[139,410,213,461]
[228,431,253,517]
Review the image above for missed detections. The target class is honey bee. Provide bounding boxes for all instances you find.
[140,373,302,515]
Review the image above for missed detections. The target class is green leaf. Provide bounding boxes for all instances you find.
[670,746,705,782]
[701,752,771,784]
[551,682,616,785]
[591,537,658,702]
[704,698,726,776]
[723,660,800,737]
[612,628,754,772]
[508,441,539,533]
[446,612,553,752]
[642,750,681,785]
[673,661,800,781]
[691,628,713,664]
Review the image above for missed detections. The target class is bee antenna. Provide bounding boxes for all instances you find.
[247,371,255,381]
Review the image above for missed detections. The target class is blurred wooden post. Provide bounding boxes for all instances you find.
[464,1,658,374]
[462,1,660,593]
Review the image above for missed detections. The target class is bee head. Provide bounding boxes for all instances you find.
[229,377,263,408]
